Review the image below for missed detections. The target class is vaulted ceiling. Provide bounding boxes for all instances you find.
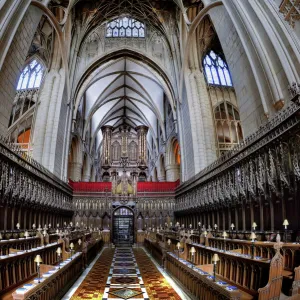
[73,0,177,36]
[80,57,169,155]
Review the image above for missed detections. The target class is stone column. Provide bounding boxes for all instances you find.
[82,164,91,182]
[101,126,113,170]
[166,164,180,181]
[69,162,82,181]
[32,68,69,178]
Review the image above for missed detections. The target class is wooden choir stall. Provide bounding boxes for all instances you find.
[144,227,300,300]
[0,227,103,300]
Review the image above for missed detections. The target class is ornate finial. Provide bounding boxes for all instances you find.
[274,234,283,252]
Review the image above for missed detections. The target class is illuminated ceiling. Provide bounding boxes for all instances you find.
[79,57,169,154]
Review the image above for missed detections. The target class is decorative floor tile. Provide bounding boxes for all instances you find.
[69,247,180,300]
[113,277,139,284]
[113,269,136,274]
[108,288,144,299]
[134,249,181,300]
[114,263,135,267]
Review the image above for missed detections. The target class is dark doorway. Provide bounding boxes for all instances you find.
[113,207,134,246]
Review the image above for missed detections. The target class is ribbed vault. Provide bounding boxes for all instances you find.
[77,56,173,157]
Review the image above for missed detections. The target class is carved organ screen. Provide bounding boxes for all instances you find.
[128,141,138,161]
[106,16,145,38]
[112,141,121,161]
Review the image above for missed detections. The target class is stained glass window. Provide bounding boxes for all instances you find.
[203,51,233,87]
[16,59,44,90]
[106,17,145,38]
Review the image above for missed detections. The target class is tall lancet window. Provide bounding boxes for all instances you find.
[214,102,243,154]
[203,49,243,155]
[10,59,45,127]
[203,51,232,87]
[8,59,46,155]
[106,17,145,38]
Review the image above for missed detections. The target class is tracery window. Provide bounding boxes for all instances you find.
[16,59,44,90]
[9,59,45,128]
[214,102,243,154]
[106,17,145,38]
[203,51,232,87]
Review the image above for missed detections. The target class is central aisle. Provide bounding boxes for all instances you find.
[69,247,182,299]
[103,248,148,299]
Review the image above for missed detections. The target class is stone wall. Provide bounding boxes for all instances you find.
[0,5,42,135]
[209,5,266,136]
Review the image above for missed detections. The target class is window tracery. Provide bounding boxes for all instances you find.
[214,102,243,154]
[16,59,44,90]
[106,17,145,38]
[203,51,232,87]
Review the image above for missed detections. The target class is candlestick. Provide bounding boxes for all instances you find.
[190,246,196,268]
[283,219,289,243]
[56,247,62,269]
[250,232,256,259]
[176,242,181,260]
[70,242,74,260]
[34,255,42,283]
[167,239,171,247]
[212,254,220,282]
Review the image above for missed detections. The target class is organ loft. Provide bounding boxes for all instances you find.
[1,0,300,299]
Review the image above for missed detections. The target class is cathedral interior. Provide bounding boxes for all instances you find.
[1,0,300,299]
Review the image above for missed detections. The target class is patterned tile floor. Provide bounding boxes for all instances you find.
[134,249,181,300]
[70,248,115,300]
[103,248,148,300]
[67,247,182,300]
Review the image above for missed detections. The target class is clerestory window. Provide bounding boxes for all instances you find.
[16,59,44,90]
[106,17,145,38]
[203,50,233,87]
